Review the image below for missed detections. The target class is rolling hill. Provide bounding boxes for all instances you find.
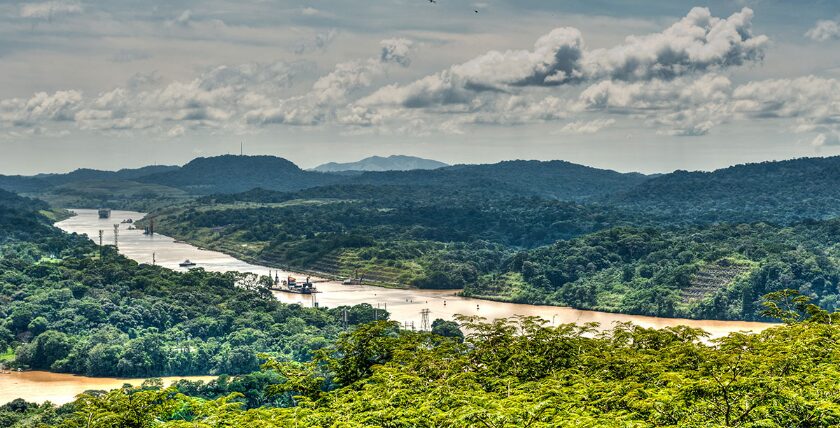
[137,155,343,194]
[608,156,840,223]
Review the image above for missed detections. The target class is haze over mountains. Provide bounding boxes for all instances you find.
[311,155,448,172]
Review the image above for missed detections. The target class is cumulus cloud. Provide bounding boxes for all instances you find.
[6,6,839,143]
[0,37,415,135]
[583,7,766,81]
[0,90,83,127]
[360,7,766,110]
[246,38,415,126]
[19,1,81,19]
[806,20,840,42]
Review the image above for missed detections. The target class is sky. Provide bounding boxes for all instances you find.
[2,0,840,174]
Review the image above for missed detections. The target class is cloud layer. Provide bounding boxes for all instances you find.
[2,5,839,147]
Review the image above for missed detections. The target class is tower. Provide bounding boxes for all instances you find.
[113,224,119,248]
[420,308,430,332]
[98,230,104,259]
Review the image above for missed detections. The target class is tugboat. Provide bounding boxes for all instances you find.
[179,259,197,267]
[271,276,317,294]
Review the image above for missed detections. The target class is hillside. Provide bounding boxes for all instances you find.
[467,220,840,320]
[138,155,342,194]
[0,175,49,193]
[34,165,179,186]
[609,156,840,223]
[312,155,448,172]
[348,160,651,200]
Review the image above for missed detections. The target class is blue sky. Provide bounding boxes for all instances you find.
[2,0,840,174]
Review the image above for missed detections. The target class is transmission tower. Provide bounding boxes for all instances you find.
[113,224,120,248]
[420,308,430,332]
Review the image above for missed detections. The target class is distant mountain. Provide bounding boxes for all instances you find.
[312,155,448,172]
[608,156,840,223]
[139,155,342,194]
[346,160,650,201]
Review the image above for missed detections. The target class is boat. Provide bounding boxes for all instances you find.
[178,259,197,267]
[98,208,111,219]
[271,276,318,294]
[121,218,133,224]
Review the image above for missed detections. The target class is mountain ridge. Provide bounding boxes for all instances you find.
[312,155,448,172]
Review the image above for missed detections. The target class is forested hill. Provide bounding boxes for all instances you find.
[34,165,179,186]
[137,155,343,194]
[7,154,840,217]
[0,189,47,212]
[347,160,650,200]
[609,156,840,223]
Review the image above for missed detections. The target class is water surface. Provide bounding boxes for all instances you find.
[56,209,774,338]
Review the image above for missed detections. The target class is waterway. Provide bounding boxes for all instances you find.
[54,209,774,337]
[0,371,215,405]
[0,208,776,404]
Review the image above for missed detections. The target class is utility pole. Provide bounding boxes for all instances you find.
[152,252,156,266]
[113,224,119,248]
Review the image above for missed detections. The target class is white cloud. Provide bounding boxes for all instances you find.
[246,39,415,126]
[3,6,838,144]
[360,7,766,110]
[806,20,840,42]
[0,91,83,127]
[19,1,81,19]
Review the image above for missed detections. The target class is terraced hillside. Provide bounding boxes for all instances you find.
[682,259,754,303]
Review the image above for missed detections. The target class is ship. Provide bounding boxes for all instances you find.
[98,208,111,219]
[178,259,197,267]
[271,275,317,294]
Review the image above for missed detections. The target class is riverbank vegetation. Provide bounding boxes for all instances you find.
[147,181,840,321]
[0,190,385,378]
[5,300,840,427]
